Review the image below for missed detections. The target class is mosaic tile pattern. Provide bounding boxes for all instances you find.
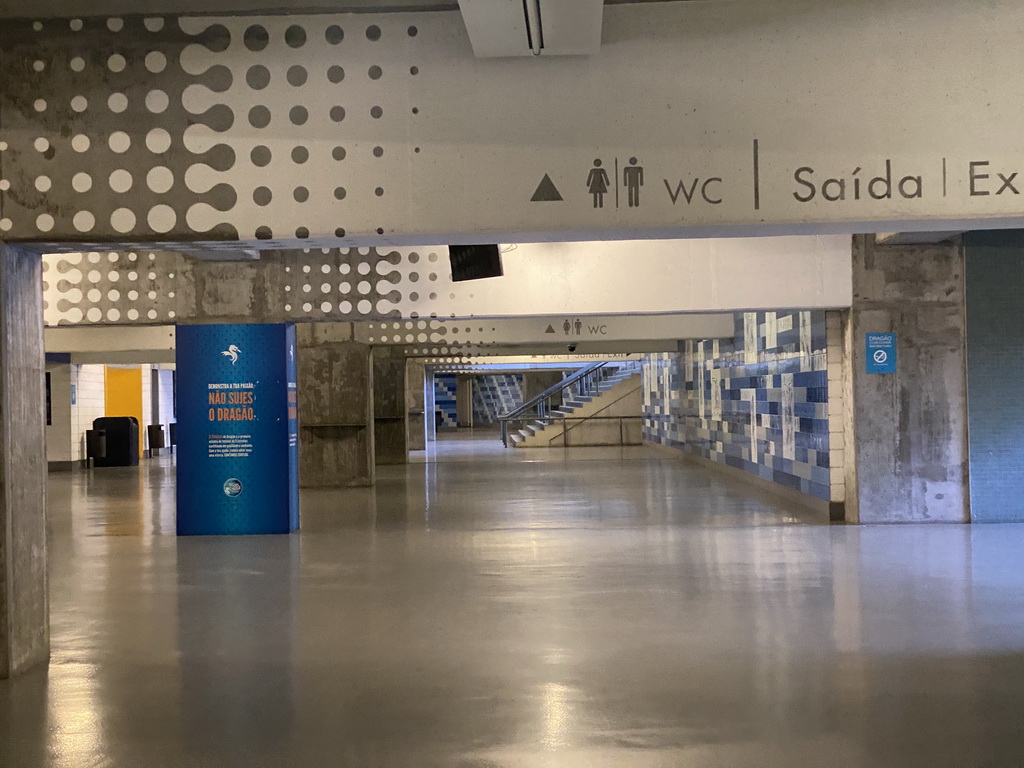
[433,373,457,428]
[643,311,833,501]
[472,375,524,425]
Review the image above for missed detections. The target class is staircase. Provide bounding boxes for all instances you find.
[501,363,642,448]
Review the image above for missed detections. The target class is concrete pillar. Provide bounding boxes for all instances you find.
[406,360,427,451]
[522,371,563,408]
[843,235,968,523]
[0,244,49,678]
[296,323,374,487]
[424,369,437,444]
[372,347,407,465]
[456,375,474,428]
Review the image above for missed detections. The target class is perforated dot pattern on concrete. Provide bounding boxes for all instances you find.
[0,14,425,243]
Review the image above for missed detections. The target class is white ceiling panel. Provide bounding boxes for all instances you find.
[458,0,604,57]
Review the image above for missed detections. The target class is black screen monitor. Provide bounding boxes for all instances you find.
[449,244,503,282]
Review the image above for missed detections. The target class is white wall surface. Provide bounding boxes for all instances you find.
[46,363,73,464]
[157,369,176,432]
[71,365,106,462]
[361,312,735,346]
[41,235,852,331]
[141,364,154,450]
[144,366,177,450]
[44,325,176,355]
[383,236,852,318]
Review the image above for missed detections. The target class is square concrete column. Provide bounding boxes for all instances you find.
[296,323,375,487]
[0,244,48,678]
[523,371,562,399]
[405,359,426,451]
[424,369,437,444]
[843,235,968,523]
[456,375,474,428]
[372,347,408,465]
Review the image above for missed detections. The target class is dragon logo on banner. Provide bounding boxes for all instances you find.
[221,344,242,365]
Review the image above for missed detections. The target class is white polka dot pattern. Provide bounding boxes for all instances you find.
[42,251,189,326]
[0,13,425,243]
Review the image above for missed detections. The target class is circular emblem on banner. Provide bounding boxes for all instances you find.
[873,350,888,364]
[223,478,243,498]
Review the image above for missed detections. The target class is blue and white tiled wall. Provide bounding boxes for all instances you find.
[642,311,845,502]
[433,374,527,427]
[472,375,525,425]
[434,374,458,428]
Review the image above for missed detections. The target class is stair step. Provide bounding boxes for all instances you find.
[509,370,639,448]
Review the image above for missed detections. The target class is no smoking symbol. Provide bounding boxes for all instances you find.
[873,350,888,364]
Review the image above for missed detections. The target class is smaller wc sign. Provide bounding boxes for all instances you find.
[866,333,897,374]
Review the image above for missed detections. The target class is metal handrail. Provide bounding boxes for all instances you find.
[499,362,607,446]
[499,361,642,447]
[507,362,607,419]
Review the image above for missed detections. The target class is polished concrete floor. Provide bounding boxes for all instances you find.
[5,433,1024,766]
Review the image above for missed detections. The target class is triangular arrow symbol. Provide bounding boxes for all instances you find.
[544,324,556,334]
[531,174,563,202]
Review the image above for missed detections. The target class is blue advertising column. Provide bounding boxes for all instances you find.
[176,324,299,535]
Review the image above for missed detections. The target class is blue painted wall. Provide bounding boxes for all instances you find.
[433,374,526,427]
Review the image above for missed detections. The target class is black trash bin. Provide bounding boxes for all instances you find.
[147,424,166,456]
[84,429,107,468]
[92,416,140,467]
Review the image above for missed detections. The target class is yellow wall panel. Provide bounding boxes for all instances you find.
[104,366,144,454]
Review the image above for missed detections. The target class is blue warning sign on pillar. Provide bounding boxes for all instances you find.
[865,333,897,374]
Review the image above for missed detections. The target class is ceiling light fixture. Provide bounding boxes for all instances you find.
[523,0,543,56]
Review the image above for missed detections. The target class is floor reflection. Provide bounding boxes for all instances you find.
[6,434,1024,766]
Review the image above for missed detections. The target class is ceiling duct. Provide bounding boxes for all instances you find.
[458,0,604,58]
